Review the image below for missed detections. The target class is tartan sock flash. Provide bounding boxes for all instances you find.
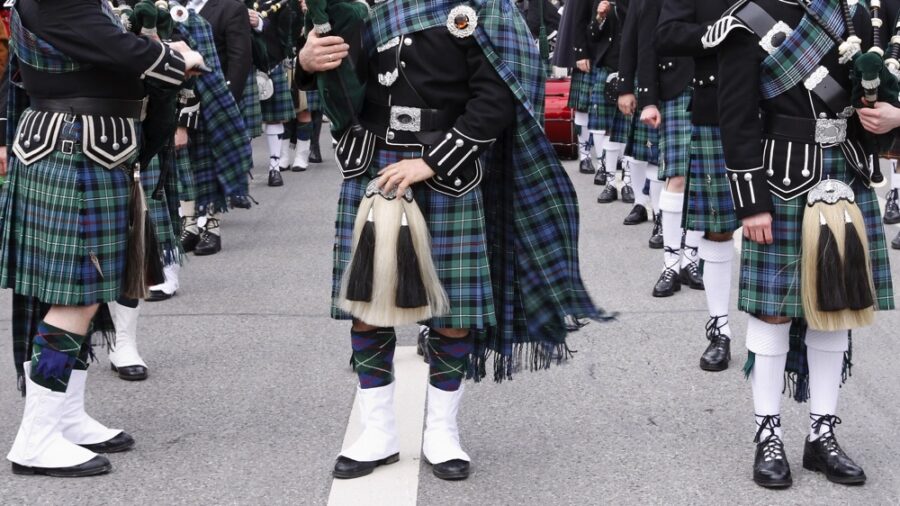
[428,329,473,392]
[30,321,88,393]
[351,327,396,389]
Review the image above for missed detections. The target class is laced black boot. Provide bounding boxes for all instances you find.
[893,229,900,250]
[884,188,899,224]
[180,216,200,252]
[194,218,222,256]
[753,415,792,489]
[699,316,730,371]
[680,245,704,290]
[649,211,663,249]
[652,250,681,297]
[594,156,607,185]
[803,414,866,485]
[578,153,595,174]
[597,181,618,203]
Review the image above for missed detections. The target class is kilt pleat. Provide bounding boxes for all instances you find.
[331,149,496,330]
[567,69,592,112]
[240,72,263,139]
[587,67,625,133]
[738,148,895,317]
[260,64,295,124]
[142,157,181,265]
[657,90,692,180]
[684,125,739,233]
[0,116,131,305]
[627,114,659,164]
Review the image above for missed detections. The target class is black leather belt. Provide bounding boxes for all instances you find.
[30,97,145,119]
[762,113,847,144]
[360,102,461,133]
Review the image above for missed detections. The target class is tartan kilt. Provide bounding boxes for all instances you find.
[176,130,224,214]
[738,147,895,317]
[567,69,592,112]
[175,145,197,202]
[627,114,659,164]
[305,89,322,112]
[588,67,625,133]
[0,116,132,305]
[657,90,692,180]
[142,156,181,265]
[260,65,295,124]
[608,108,633,145]
[684,125,739,233]
[331,149,496,330]
[240,72,263,138]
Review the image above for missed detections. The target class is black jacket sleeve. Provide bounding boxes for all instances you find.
[0,64,8,148]
[655,0,710,57]
[222,1,253,103]
[636,0,660,108]
[617,0,638,94]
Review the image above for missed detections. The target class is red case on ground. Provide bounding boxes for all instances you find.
[544,77,577,160]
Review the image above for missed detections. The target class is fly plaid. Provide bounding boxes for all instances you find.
[758,0,853,100]
[174,11,252,213]
[364,0,604,380]
[8,9,85,74]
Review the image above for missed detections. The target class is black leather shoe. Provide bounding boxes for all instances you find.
[680,261,705,290]
[268,169,284,187]
[884,189,900,225]
[12,455,112,477]
[180,229,200,253]
[754,435,792,489]
[332,453,400,479]
[430,458,470,480]
[623,204,648,225]
[597,184,618,203]
[649,212,663,249]
[700,317,730,371]
[893,229,900,250]
[110,363,148,381]
[803,416,867,485]
[80,431,135,453]
[147,289,175,302]
[652,268,681,297]
[594,169,607,186]
[194,231,221,256]
[621,184,635,204]
[308,144,323,164]
[579,158,595,174]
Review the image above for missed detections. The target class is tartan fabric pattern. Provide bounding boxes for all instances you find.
[142,156,181,265]
[261,64,296,124]
[0,116,131,306]
[175,12,252,212]
[9,9,86,74]
[331,149,496,330]
[684,125,739,233]
[567,68,592,112]
[657,90,691,179]
[587,67,625,133]
[608,108,633,144]
[757,0,853,99]
[30,321,88,392]
[241,73,264,139]
[738,147,895,317]
[305,89,323,112]
[351,327,396,389]
[627,114,659,164]
[361,0,601,379]
[175,146,198,201]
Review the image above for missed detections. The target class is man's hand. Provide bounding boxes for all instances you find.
[597,0,610,18]
[298,30,350,73]
[576,59,590,73]
[618,93,636,116]
[0,146,7,177]
[168,41,205,77]
[248,9,261,28]
[640,105,661,128]
[857,102,900,135]
[377,158,436,196]
[174,127,189,150]
[742,212,774,245]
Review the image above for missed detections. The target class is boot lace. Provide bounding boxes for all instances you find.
[200,218,219,241]
[810,414,845,457]
[180,216,197,241]
[887,189,899,211]
[705,316,730,343]
[754,415,785,462]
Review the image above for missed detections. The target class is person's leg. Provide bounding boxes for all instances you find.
[194,211,221,256]
[293,110,313,172]
[108,298,148,380]
[598,141,625,203]
[279,118,297,171]
[265,123,285,187]
[648,170,665,249]
[623,159,650,225]
[652,176,686,297]
[698,232,735,371]
[309,110,324,163]
[884,159,900,224]
[179,200,200,252]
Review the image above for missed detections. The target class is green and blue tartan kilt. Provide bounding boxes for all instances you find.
[240,73,263,139]
[626,114,659,164]
[0,116,132,306]
[331,149,496,330]
[304,89,323,112]
[567,69,592,112]
[738,147,895,317]
[588,67,627,133]
[260,64,295,124]
[175,145,197,202]
[142,157,181,265]
[176,130,227,214]
[608,109,633,145]
[684,126,739,233]
[657,90,692,180]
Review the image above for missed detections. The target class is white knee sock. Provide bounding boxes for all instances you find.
[206,213,221,236]
[265,123,284,162]
[682,230,703,268]
[605,143,625,180]
[595,134,609,167]
[630,160,650,207]
[180,201,199,234]
[575,112,590,161]
[806,329,849,440]
[699,238,735,337]
[892,169,900,190]
[659,190,685,269]
[747,317,791,440]
[649,174,664,213]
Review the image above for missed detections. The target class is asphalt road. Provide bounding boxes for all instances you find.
[1,137,899,505]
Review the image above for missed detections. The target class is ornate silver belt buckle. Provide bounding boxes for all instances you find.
[389,106,422,132]
[814,119,846,144]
